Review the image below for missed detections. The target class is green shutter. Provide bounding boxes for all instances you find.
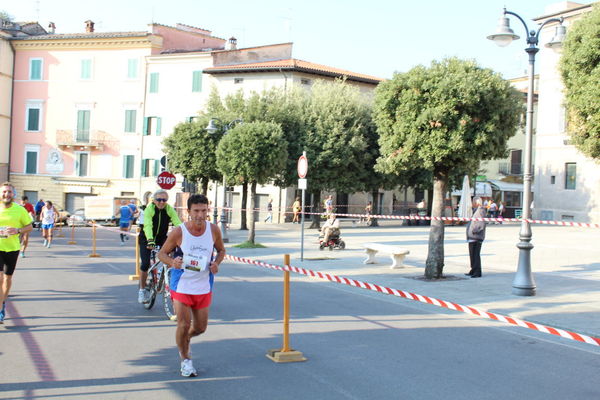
[127,58,138,79]
[27,108,40,131]
[141,159,147,177]
[30,59,42,80]
[77,110,90,142]
[155,117,162,136]
[81,59,92,79]
[125,110,136,133]
[192,70,202,92]
[150,73,159,93]
[153,159,160,176]
[26,151,37,174]
[143,117,149,136]
[124,155,134,178]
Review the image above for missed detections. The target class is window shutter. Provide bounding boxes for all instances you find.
[156,117,162,136]
[30,59,42,80]
[143,117,149,136]
[123,156,128,178]
[150,73,159,93]
[141,159,147,177]
[28,108,40,131]
[192,70,202,92]
[81,59,92,79]
[153,160,160,176]
[128,59,138,79]
[125,110,136,133]
[26,151,37,174]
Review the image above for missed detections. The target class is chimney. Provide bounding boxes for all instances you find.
[226,37,237,50]
[48,22,56,34]
[85,20,95,33]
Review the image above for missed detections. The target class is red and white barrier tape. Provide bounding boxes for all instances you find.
[225,254,600,347]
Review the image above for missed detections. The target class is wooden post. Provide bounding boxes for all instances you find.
[88,221,101,258]
[129,227,141,281]
[266,254,306,363]
[68,218,76,244]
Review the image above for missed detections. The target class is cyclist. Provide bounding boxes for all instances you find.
[158,193,225,377]
[138,189,182,303]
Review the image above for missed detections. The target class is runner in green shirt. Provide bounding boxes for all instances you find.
[0,182,33,323]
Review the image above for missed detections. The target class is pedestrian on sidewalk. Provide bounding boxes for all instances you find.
[292,197,301,223]
[158,194,225,377]
[0,182,33,323]
[465,197,486,278]
[264,199,273,223]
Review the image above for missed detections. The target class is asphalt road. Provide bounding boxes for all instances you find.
[1,228,599,400]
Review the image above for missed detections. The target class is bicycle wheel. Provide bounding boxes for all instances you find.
[143,268,157,310]
[162,267,177,321]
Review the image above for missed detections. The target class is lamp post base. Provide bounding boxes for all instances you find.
[512,286,536,296]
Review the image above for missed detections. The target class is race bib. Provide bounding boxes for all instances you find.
[183,253,209,272]
[0,227,7,238]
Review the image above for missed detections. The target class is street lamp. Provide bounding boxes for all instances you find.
[488,9,565,296]
[206,117,243,243]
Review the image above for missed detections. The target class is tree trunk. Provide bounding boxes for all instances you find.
[247,181,257,243]
[201,179,209,195]
[424,187,433,226]
[309,190,321,229]
[370,189,379,226]
[240,181,248,230]
[424,170,448,279]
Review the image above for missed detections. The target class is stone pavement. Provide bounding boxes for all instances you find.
[225,219,600,340]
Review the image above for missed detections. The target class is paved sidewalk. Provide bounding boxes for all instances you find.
[225,220,600,340]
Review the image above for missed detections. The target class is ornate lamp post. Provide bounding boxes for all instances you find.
[487,9,565,296]
[206,117,243,243]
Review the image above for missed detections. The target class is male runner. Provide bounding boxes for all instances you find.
[158,194,225,377]
[115,200,132,246]
[139,189,182,303]
[0,182,33,323]
[20,196,35,257]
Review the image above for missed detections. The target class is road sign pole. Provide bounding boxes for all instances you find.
[300,187,305,261]
[298,151,308,262]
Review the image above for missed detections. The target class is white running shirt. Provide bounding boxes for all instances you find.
[170,221,214,295]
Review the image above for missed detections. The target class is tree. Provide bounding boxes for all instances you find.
[162,116,222,195]
[374,58,522,279]
[297,79,378,228]
[559,5,600,160]
[216,121,288,244]
[0,11,13,21]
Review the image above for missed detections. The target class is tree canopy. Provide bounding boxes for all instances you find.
[162,116,222,194]
[374,57,522,278]
[559,5,600,160]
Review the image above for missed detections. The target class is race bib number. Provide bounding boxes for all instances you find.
[0,227,7,238]
[183,253,209,272]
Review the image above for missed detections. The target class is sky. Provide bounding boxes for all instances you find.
[1,0,590,80]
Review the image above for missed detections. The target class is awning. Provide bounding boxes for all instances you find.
[489,179,534,193]
[451,182,492,197]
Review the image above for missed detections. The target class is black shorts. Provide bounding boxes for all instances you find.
[0,251,20,275]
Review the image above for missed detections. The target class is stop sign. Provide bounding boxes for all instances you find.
[157,171,176,190]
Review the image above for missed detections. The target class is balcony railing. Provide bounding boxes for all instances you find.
[498,162,522,176]
[56,130,105,151]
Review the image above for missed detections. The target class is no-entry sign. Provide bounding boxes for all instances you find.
[157,171,176,190]
[297,154,308,178]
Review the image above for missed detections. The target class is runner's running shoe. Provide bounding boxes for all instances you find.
[180,359,197,377]
[137,289,145,304]
[0,302,5,323]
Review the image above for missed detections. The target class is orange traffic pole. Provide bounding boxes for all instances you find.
[68,218,77,245]
[266,254,306,363]
[88,221,101,258]
[129,227,141,281]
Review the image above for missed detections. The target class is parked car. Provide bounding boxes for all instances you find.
[67,209,87,226]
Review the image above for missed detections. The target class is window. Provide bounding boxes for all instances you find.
[551,175,556,184]
[234,77,243,84]
[144,116,162,136]
[192,70,203,92]
[510,150,522,175]
[76,110,91,142]
[29,58,42,80]
[149,72,159,93]
[141,158,151,177]
[124,110,137,133]
[123,155,135,178]
[80,59,92,79]
[504,191,521,207]
[565,163,576,190]
[24,145,39,174]
[75,152,89,177]
[301,78,311,85]
[127,58,138,79]
[26,104,42,131]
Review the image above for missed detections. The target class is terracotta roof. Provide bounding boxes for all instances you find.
[10,31,151,40]
[204,58,384,84]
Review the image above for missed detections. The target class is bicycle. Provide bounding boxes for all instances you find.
[144,247,177,321]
